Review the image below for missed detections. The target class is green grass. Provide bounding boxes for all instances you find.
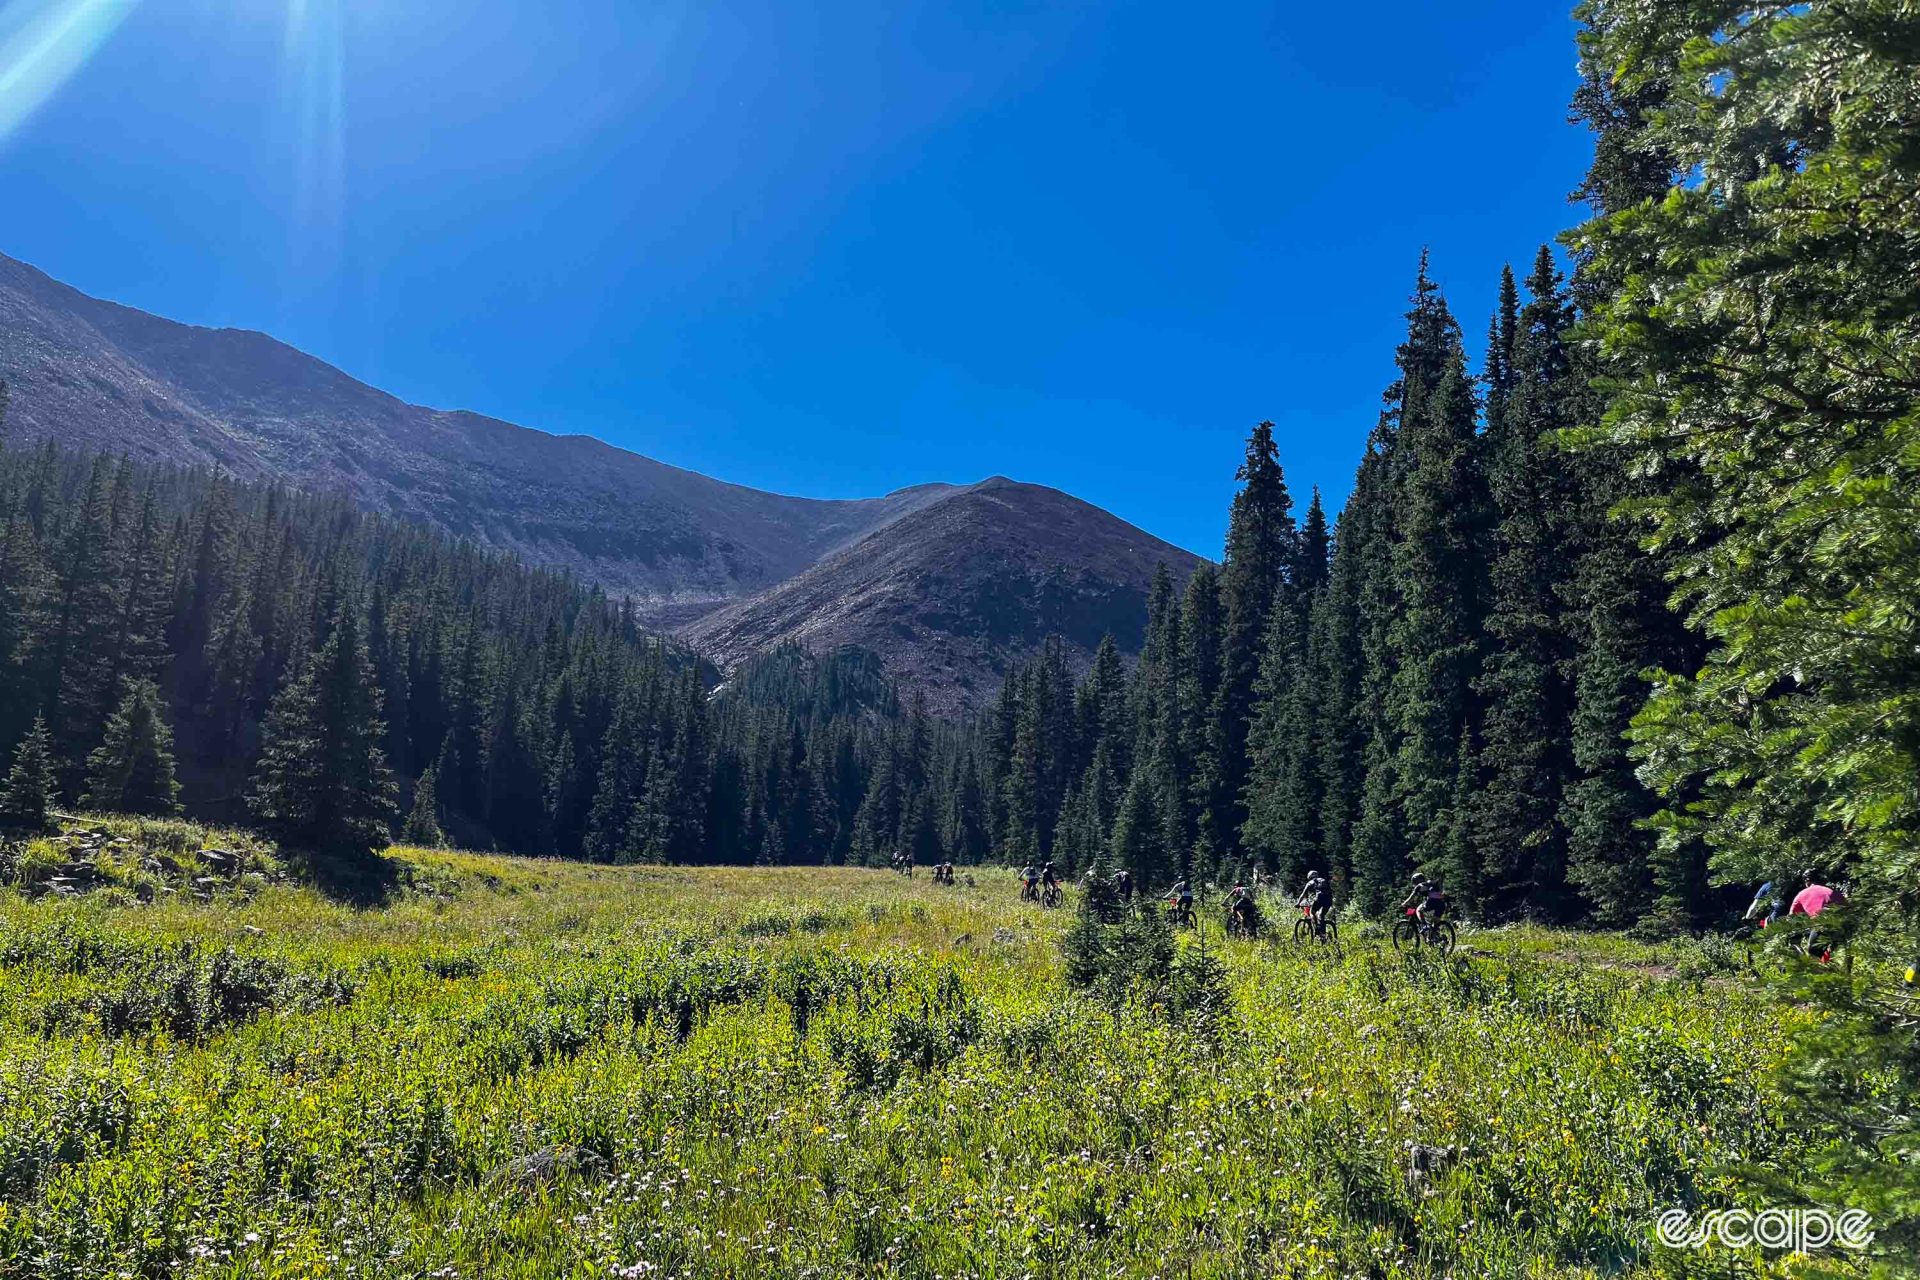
[0,817,1839,1278]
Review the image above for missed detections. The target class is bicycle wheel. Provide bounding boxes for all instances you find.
[1391,919,1418,952]
[1428,921,1457,955]
[1293,918,1313,945]
[1320,918,1338,946]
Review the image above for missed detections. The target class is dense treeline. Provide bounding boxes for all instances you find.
[0,439,981,866]
[977,255,1714,929]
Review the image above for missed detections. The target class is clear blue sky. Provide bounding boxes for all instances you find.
[0,0,1591,556]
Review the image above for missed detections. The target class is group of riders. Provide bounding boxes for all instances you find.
[888,850,960,885]
[1741,869,1846,960]
[1007,859,1452,948]
[910,851,1849,959]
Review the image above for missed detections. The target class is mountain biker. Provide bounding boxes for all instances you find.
[1744,880,1782,929]
[1399,874,1447,926]
[1165,878,1194,921]
[1041,859,1060,892]
[1789,870,1837,920]
[1113,869,1134,903]
[1789,870,1843,960]
[1020,864,1039,900]
[1297,871,1334,935]
[1226,880,1257,929]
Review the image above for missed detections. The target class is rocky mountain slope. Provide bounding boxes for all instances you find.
[0,251,1205,707]
[687,477,1204,713]
[0,253,953,616]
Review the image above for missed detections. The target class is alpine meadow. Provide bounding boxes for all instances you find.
[1,2,1918,1278]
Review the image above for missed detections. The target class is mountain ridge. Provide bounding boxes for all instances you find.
[0,250,1205,707]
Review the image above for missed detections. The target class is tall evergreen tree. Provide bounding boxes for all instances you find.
[1204,423,1294,870]
[1573,0,1920,1247]
[81,681,181,817]
[1470,249,1579,918]
[1390,336,1489,906]
[0,714,57,831]
[1177,567,1224,874]
[249,606,398,855]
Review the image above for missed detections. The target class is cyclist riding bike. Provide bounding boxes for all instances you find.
[1113,869,1135,903]
[1744,880,1782,929]
[1019,864,1039,901]
[1041,860,1060,892]
[1297,871,1334,936]
[1789,869,1844,960]
[1399,874,1447,925]
[1164,879,1195,925]
[1225,880,1262,935]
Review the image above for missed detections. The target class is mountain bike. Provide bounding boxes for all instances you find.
[1224,900,1263,939]
[1293,905,1338,946]
[1041,881,1063,909]
[1164,898,1195,928]
[1391,909,1455,956]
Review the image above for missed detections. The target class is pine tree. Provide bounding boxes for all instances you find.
[81,681,181,816]
[0,714,57,831]
[43,456,120,774]
[1572,0,1920,1243]
[1386,273,1490,904]
[1240,486,1332,882]
[402,762,447,848]
[1177,567,1224,874]
[1470,249,1579,919]
[1559,0,1700,929]
[1204,423,1294,871]
[1309,513,1367,894]
[249,606,399,855]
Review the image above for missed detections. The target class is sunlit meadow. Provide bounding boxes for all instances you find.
[0,815,1830,1278]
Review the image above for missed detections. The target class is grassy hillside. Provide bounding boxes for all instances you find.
[0,816,1836,1278]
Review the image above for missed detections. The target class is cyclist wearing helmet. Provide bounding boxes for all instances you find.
[1297,871,1334,933]
[1399,873,1447,924]
[1165,878,1195,922]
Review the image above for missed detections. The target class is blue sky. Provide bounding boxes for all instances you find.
[1,0,1592,556]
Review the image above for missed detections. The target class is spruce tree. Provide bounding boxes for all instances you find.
[1572,0,1920,1243]
[0,714,57,831]
[402,762,447,848]
[1204,423,1294,871]
[1388,280,1490,904]
[1309,511,1367,894]
[1177,567,1224,874]
[1470,249,1579,919]
[81,681,181,817]
[43,456,119,773]
[249,606,398,855]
